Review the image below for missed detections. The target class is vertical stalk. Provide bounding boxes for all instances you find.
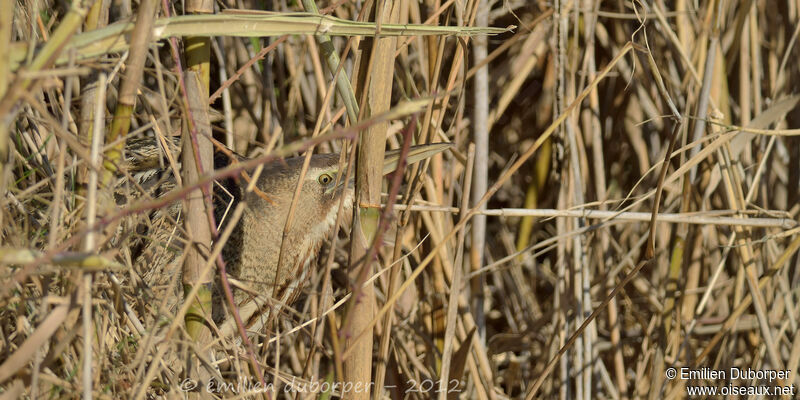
[470,0,489,341]
[103,0,157,186]
[0,0,11,100]
[180,71,215,346]
[181,0,215,374]
[183,0,212,89]
[0,0,13,220]
[300,0,359,125]
[345,1,398,398]
[82,71,106,400]
[77,0,105,190]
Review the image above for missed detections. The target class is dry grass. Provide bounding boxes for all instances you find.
[2,0,800,399]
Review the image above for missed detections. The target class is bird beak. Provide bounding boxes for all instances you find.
[329,143,452,194]
[382,143,452,176]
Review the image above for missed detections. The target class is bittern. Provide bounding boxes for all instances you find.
[125,140,450,328]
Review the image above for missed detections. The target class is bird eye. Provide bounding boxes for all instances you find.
[318,173,333,185]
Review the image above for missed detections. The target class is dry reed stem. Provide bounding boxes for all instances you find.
[4,2,800,399]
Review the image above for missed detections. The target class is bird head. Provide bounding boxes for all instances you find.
[244,143,453,226]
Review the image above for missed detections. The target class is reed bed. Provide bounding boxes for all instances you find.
[1,0,800,399]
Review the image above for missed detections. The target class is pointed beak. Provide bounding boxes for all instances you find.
[330,143,452,194]
[382,143,452,175]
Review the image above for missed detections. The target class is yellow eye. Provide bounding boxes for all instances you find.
[318,173,333,185]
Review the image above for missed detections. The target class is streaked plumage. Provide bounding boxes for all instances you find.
[118,136,449,330]
[214,153,354,316]
[121,137,354,324]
